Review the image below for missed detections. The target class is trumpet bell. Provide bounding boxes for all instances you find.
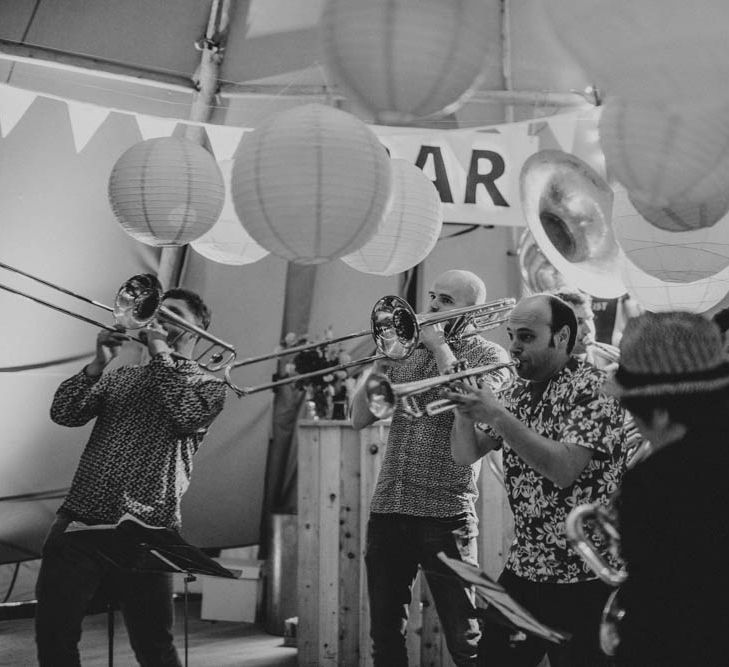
[520,149,626,299]
[113,274,163,329]
[370,295,419,361]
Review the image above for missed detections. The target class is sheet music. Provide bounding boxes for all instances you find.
[437,552,569,644]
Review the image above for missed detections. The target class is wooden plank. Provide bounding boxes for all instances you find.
[297,424,320,666]
[358,422,389,667]
[338,426,362,665]
[318,425,342,665]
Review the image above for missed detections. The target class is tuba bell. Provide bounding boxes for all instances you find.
[520,149,626,299]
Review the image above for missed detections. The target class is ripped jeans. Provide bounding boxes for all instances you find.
[365,512,481,667]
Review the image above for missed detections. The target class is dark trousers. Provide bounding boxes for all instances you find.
[35,516,182,667]
[364,512,481,667]
[479,570,613,667]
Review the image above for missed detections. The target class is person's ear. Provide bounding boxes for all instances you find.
[554,325,569,350]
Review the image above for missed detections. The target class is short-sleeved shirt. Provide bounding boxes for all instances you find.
[51,353,227,529]
[481,358,627,583]
[370,332,511,518]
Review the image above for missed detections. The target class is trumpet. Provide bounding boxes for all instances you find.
[565,502,626,656]
[364,360,517,419]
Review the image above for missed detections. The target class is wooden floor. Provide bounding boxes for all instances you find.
[0,597,298,667]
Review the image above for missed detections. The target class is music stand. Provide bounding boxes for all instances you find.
[437,552,570,645]
[70,515,238,667]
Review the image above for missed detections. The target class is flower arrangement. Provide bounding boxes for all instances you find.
[276,329,352,420]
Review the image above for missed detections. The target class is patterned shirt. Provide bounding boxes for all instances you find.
[481,358,627,583]
[51,352,227,529]
[370,333,511,518]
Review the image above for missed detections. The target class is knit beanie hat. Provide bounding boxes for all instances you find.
[606,310,729,398]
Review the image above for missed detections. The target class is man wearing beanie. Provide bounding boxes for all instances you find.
[607,311,729,666]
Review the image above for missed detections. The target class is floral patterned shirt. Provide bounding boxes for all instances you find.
[370,332,511,518]
[481,358,627,583]
[51,352,227,529]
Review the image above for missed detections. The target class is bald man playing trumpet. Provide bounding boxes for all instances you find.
[446,293,628,667]
[351,269,511,667]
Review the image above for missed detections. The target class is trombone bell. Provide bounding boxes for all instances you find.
[113,274,163,329]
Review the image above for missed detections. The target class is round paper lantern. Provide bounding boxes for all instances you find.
[613,185,729,311]
[341,159,442,275]
[599,98,729,216]
[190,160,269,266]
[108,137,225,247]
[629,191,729,234]
[543,0,729,104]
[321,0,491,123]
[231,104,393,265]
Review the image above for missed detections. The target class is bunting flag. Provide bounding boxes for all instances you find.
[0,81,598,227]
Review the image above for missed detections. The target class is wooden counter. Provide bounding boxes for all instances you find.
[296,419,513,667]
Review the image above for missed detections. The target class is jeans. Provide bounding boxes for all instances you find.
[479,569,613,667]
[365,512,481,667]
[35,515,182,667]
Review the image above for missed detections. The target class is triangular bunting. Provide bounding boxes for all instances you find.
[207,123,248,161]
[0,86,37,138]
[67,100,111,152]
[135,113,178,140]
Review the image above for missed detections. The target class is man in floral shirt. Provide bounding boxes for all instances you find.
[447,293,627,666]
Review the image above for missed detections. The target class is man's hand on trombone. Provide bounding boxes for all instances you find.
[85,327,129,378]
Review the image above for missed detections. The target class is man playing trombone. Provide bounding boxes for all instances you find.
[351,269,511,667]
[446,293,628,666]
[35,287,227,667]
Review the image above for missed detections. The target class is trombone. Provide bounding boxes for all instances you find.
[364,360,517,419]
[0,261,236,372]
[225,295,516,395]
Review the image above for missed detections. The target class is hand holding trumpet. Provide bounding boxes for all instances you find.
[443,378,504,424]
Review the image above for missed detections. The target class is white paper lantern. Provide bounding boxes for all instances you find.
[108,137,225,247]
[341,159,442,275]
[191,161,269,266]
[614,185,729,311]
[629,191,729,234]
[543,0,729,104]
[599,98,729,215]
[230,104,393,265]
[321,0,491,123]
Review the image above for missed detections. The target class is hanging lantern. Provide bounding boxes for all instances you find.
[230,104,393,265]
[108,137,225,247]
[341,159,442,276]
[191,161,269,266]
[599,97,729,222]
[321,0,491,123]
[613,185,729,311]
[543,0,729,104]
[629,191,729,234]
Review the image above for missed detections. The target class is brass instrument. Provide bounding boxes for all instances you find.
[0,261,235,371]
[226,295,516,395]
[364,360,517,419]
[565,502,627,655]
[520,149,626,299]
